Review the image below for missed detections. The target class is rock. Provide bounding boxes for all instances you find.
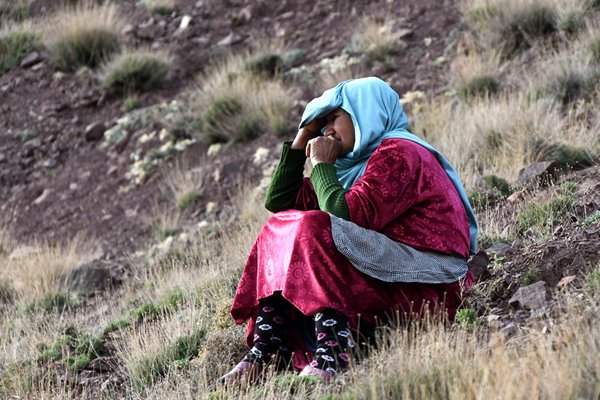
[557,275,576,287]
[155,236,174,256]
[0,153,6,163]
[63,260,123,294]
[253,147,269,165]
[20,51,44,68]
[33,188,52,205]
[84,122,106,142]
[207,143,222,156]
[467,250,490,281]
[179,15,192,30]
[509,281,547,310]
[206,201,217,214]
[498,322,517,339]
[517,161,557,187]
[137,21,164,40]
[507,189,526,203]
[87,356,118,373]
[218,32,243,46]
[485,243,512,257]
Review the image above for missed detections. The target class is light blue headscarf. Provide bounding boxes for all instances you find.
[299,77,478,255]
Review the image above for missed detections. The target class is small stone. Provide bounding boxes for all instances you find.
[85,122,106,142]
[33,188,52,205]
[485,243,512,257]
[0,153,6,163]
[517,161,557,187]
[63,260,123,294]
[206,202,217,214]
[499,322,517,339]
[467,250,490,281]
[509,281,547,310]
[207,143,222,156]
[557,275,576,287]
[218,32,243,46]
[253,147,269,165]
[20,51,44,68]
[179,15,192,30]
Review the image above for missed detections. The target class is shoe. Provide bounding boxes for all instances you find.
[220,360,263,384]
[298,365,334,382]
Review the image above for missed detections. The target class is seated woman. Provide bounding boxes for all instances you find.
[223,77,477,383]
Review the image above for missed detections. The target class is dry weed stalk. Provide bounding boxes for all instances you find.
[160,160,208,210]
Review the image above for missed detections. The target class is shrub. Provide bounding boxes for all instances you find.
[548,144,595,169]
[103,318,131,335]
[131,329,206,391]
[27,292,78,313]
[131,302,160,322]
[44,2,123,71]
[581,210,600,227]
[101,49,171,94]
[456,308,478,331]
[558,11,585,39]
[501,5,556,56]
[482,174,513,197]
[244,52,283,78]
[65,354,92,372]
[141,0,176,16]
[7,2,31,23]
[522,268,542,285]
[0,29,42,75]
[350,17,402,62]
[458,75,501,99]
[516,183,576,235]
[177,191,199,209]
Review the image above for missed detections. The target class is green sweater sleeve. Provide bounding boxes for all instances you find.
[310,163,351,220]
[264,142,307,212]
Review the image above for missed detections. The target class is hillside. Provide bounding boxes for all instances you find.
[1,0,599,399]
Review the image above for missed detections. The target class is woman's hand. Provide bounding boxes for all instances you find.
[291,118,324,150]
[306,136,342,165]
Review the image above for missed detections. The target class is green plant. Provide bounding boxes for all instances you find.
[501,5,557,57]
[558,11,585,39]
[131,302,160,321]
[482,174,513,197]
[547,70,588,106]
[50,28,120,71]
[586,270,600,290]
[65,354,92,372]
[101,49,171,93]
[522,268,542,285]
[0,279,15,303]
[458,75,500,99]
[124,96,141,111]
[202,97,261,144]
[27,292,79,313]
[548,144,595,169]
[155,227,178,241]
[177,191,199,209]
[244,53,283,78]
[131,329,206,391]
[456,308,478,331]
[75,333,106,356]
[590,38,600,64]
[8,3,31,23]
[45,3,123,71]
[0,30,42,75]
[516,184,576,235]
[582,211,600,227]
[103,318,131,335]
[141,0,176,16]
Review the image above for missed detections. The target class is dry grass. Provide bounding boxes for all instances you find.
[190,48,298,143]
[160,160,208,210]
[100,48,172,94]
[349,17,405,61]
[140,0,177,16]
[412,95,596,189]
[43,1,124,70]
[450,50,503,99]
[0,235,98,304]
[0,20,42,75]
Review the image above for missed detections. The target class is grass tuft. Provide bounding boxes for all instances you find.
[459,75,501,99]
[558,11,585,39]
[44,2,123,71]
[589,37,600,64]
[350,17,403,62]
[141,0,176,16]
[101,49,171,94]
[244,52,283,78]
[516,182,576,236]
[455,307,478,331]
[0,27,42,75]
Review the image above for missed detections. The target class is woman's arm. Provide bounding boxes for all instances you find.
[264,142,307,212]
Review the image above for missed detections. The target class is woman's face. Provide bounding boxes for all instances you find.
[323,108,355,156]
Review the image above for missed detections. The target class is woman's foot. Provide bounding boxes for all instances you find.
[220,360,263,385]
[298,364,335,382]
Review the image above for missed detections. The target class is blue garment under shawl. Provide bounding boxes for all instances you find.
[299,76,478,255]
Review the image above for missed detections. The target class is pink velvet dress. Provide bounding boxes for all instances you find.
[231,139,474,369]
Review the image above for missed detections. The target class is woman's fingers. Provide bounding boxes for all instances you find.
[308,137,342,165]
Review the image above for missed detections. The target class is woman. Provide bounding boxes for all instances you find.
[223,77,478,383]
